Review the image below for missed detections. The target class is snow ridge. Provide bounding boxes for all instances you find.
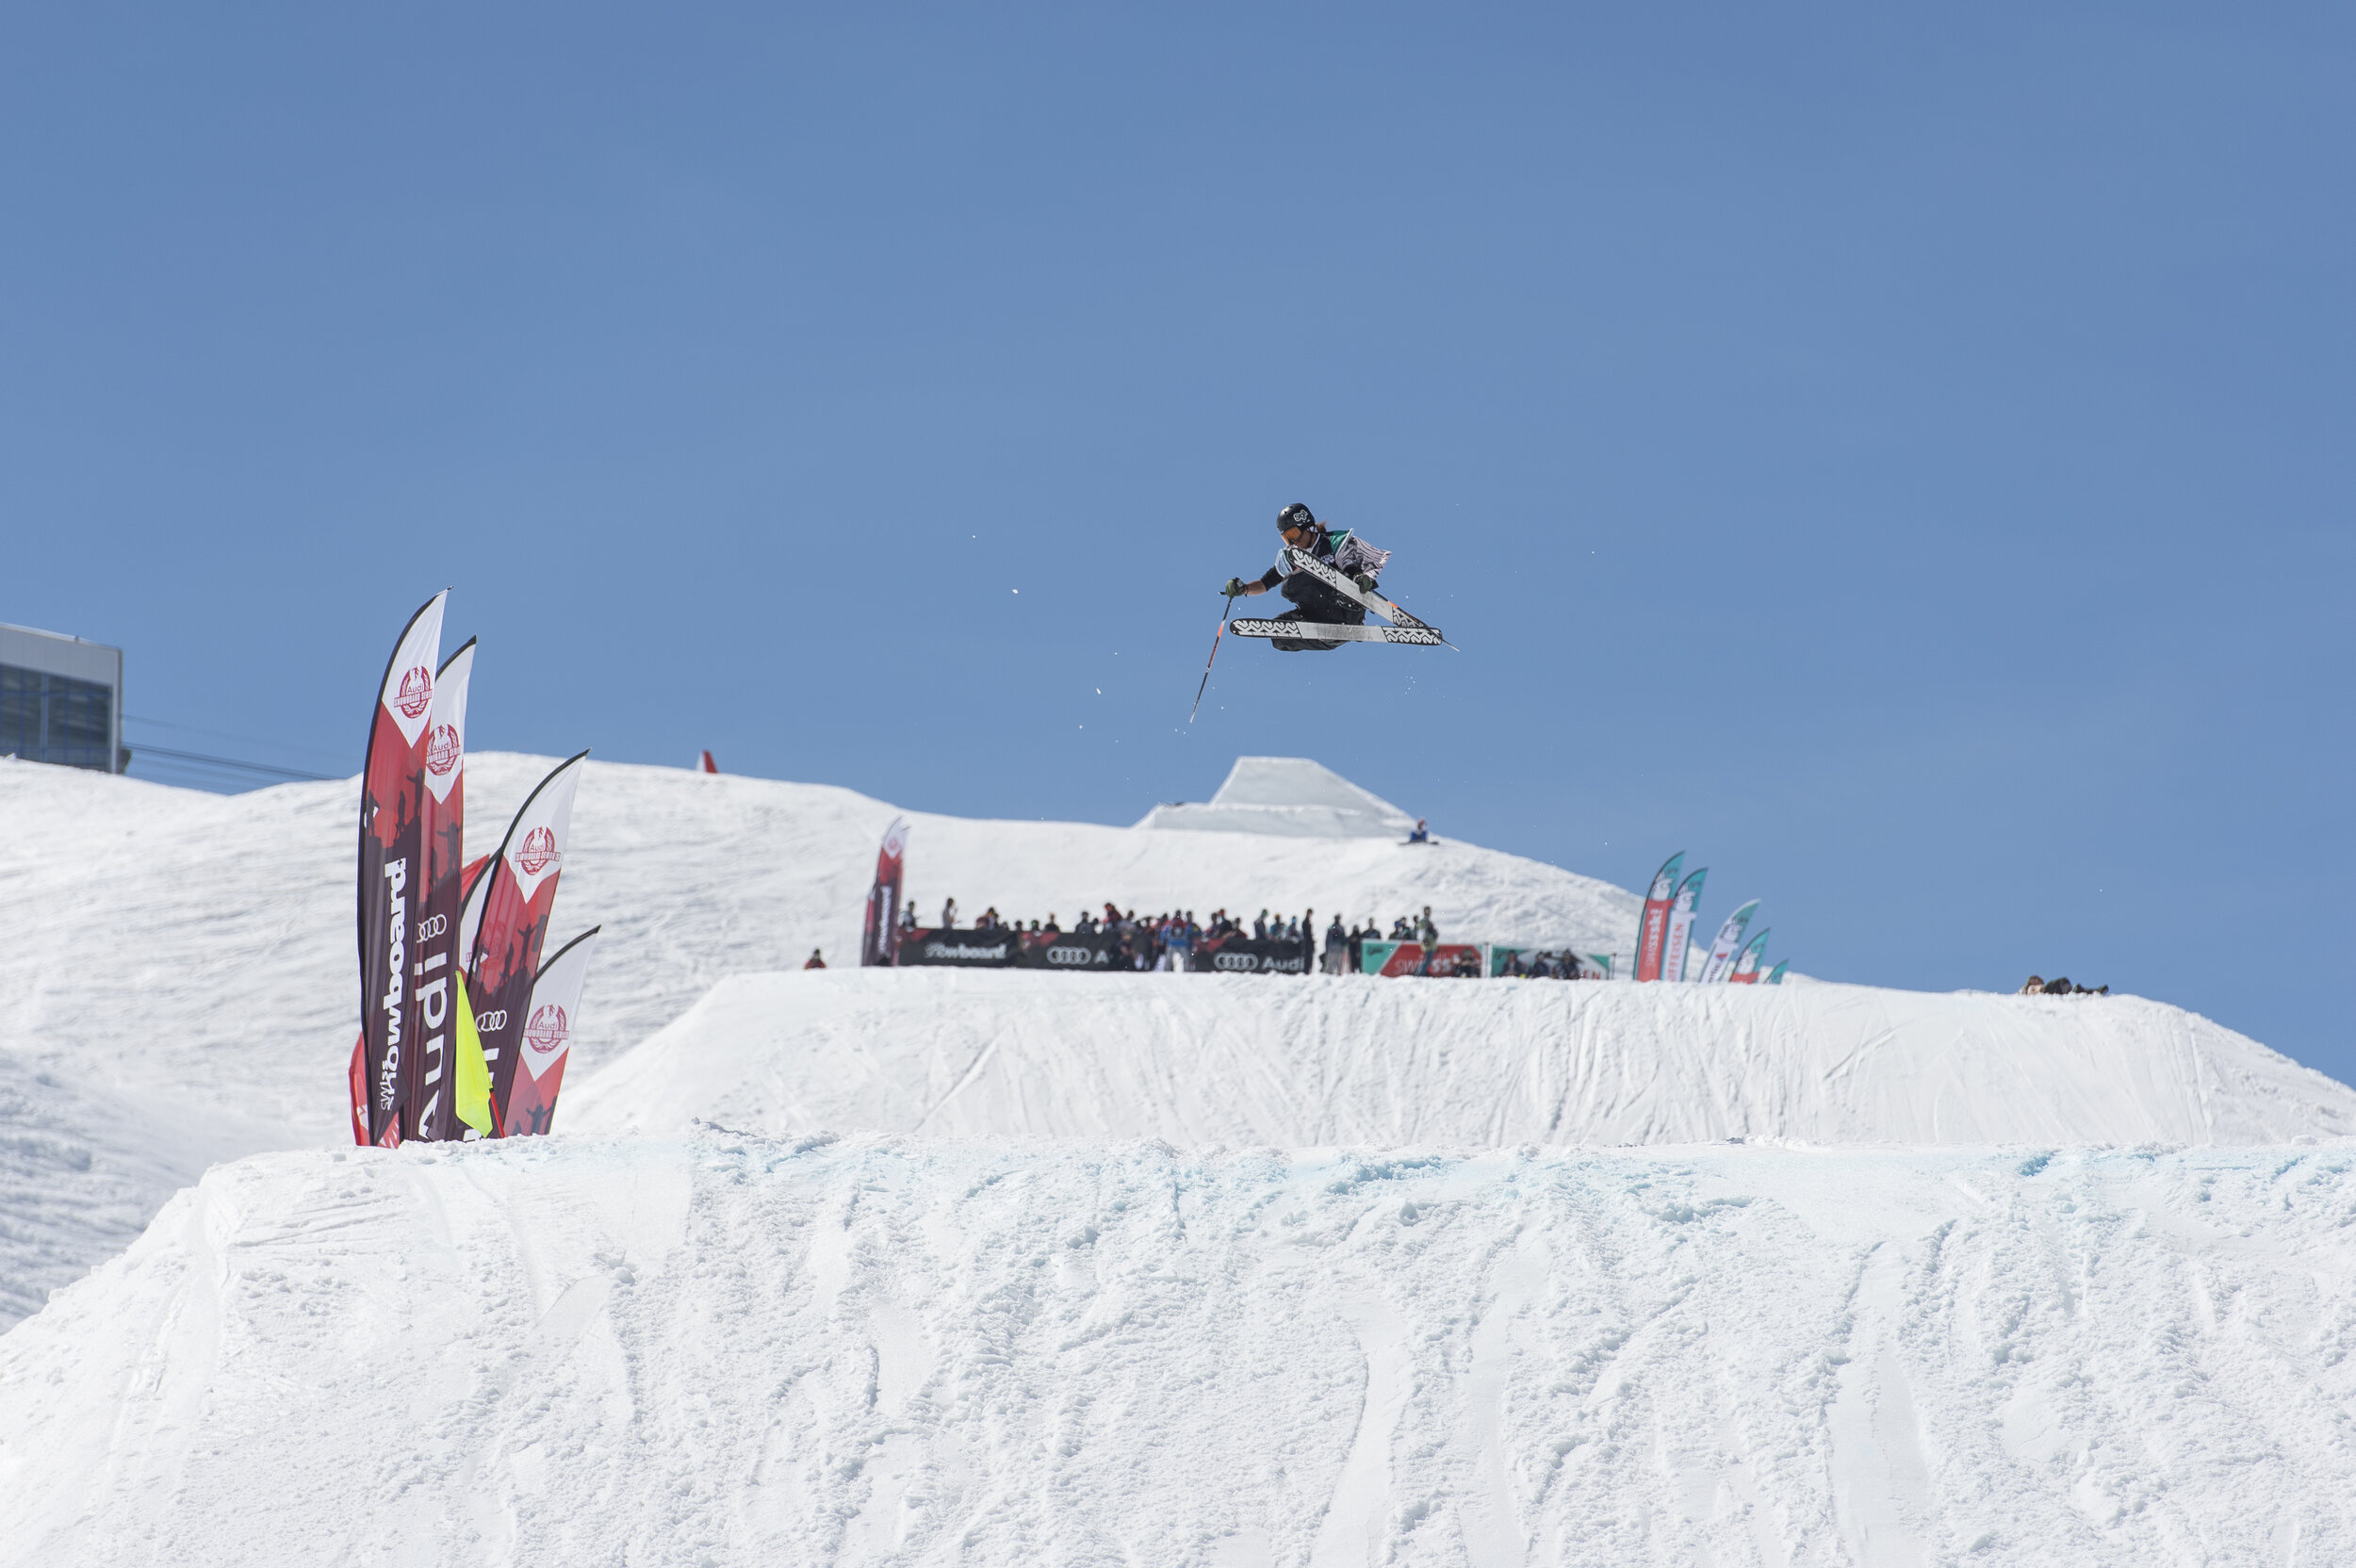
[569,968,2356,1149]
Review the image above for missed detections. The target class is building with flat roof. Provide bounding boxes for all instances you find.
[0,622,124,773]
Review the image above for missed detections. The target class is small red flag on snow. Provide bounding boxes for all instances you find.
[698,750,718,774]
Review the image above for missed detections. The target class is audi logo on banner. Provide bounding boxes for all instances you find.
[476,1009,509,1033]
[1215,952,1259,972]
[1045,946,1100,966]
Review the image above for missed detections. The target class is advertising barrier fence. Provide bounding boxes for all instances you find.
[894,928,1317,972]
[1359,939,1491,978]
[892,929,1612,979]
[1199,935,1316,974]
[898,930,1024,968]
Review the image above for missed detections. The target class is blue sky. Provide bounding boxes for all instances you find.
[6,5,2351,1079]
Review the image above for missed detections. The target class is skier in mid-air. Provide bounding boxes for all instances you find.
[1221,503,1393,652]
[1189,501,1441,719]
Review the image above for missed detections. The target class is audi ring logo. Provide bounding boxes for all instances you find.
[1214,952,1258,972]
[1044,946,1098,966]
[476,1009,509,1033]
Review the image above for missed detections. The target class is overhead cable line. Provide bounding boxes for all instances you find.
[125,743,337,782]
[124,713,353,765]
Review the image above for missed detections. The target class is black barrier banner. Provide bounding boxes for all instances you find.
[1016,932,1132,971]
[899,929,1022,968]
[1200,936,1316,975]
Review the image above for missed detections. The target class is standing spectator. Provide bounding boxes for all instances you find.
[804,948,826,970]
[941,897,958,929]
[1415,906,1439,945]
[1043,913,1060,934]
[1253,909,1269,939]
[1323,913,1348,974]
[899,901,918,935]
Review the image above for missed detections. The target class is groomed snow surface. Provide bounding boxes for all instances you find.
[569,970,2355,1150]
[5,1137,2351,1565]
[5,751,2356,1564]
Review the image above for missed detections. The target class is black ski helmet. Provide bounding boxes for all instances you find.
[1277,502,1316,534]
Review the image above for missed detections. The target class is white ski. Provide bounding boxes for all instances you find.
[1280,547,1438,632]
[1229,618,1445,645]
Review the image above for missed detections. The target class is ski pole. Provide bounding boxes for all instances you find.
[1188,588,1236,724]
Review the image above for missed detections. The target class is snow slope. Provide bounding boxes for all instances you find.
[0,752,1636,1323]
[9,748,2356,1563]
[4,1133,2352,1566]
[568,969,2356,1149]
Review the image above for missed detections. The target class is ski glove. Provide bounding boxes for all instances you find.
[1350,573,1376,593]
[1221,577,1248,596]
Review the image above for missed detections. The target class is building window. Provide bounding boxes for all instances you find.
[0,664,114,770]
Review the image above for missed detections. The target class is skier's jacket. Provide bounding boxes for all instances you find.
[1252,526,1391,593]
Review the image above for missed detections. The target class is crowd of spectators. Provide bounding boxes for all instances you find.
[1495,949,1605,981]
[906,899,1323,971]
[899,897,1603,978]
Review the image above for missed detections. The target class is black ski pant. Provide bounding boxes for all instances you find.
[1268,572,1366,653]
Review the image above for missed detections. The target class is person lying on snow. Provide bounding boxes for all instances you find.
[2021,973,2110,996]
[1222,503,1392,652]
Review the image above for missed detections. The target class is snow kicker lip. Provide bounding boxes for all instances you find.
[1228,619,1445,645]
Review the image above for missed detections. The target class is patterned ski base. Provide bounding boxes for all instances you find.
[1280,547,1438,631]
[1229,619,1446,645]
